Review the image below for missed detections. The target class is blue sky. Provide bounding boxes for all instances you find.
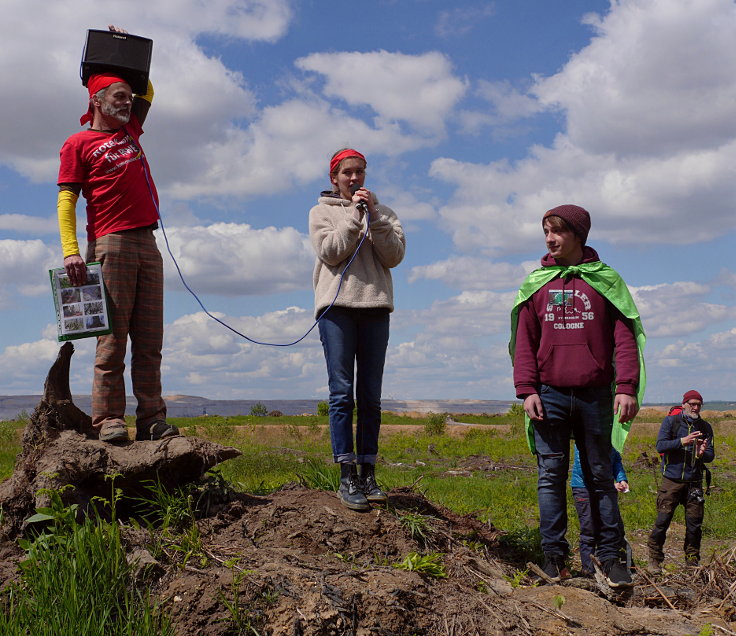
[1,0,734,403]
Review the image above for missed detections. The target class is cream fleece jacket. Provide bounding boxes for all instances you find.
[309,192,405,318]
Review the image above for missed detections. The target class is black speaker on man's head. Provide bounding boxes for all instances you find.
[81,29,153,95]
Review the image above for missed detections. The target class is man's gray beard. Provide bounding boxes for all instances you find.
[101,101,130,124]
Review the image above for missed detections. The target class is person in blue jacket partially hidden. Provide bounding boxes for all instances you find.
[571,445,629,576]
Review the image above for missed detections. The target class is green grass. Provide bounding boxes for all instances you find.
[0,419,23,481]
[3,411,736,547]
[0,486,171,635]
[2,408,734,632]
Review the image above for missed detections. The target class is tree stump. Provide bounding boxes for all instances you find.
[0,342,241,538]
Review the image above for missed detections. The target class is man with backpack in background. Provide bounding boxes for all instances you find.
[647,390,714,573]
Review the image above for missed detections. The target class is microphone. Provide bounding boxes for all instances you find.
[350,183,368,214]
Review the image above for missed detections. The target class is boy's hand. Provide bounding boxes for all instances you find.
[614,394,638,423]
[615,480,629,493]
[523,394,544,421]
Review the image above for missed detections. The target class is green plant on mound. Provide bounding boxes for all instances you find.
[217,566,262,635]
[134,478,206,568]
[136,478,196,532]
[398,511,436,546]
[393,552,447,578]
[498,526,543,565]
[0,485,171,635]
[502,568,528,588]
[296,458,340,491]
[317,400,329,416]
[424,412,447,436]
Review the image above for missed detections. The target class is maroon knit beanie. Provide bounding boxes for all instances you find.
[682,390,703,404]
[543,204,591,245]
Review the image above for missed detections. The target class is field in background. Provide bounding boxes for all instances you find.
[0,409,736,560]
[2,407,735,563]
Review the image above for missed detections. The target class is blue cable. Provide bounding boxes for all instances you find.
[138,148,368,347]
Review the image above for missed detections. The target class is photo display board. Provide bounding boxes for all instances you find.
[49,262,111,341]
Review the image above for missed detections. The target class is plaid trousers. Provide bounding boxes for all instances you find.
[87,227,166,429]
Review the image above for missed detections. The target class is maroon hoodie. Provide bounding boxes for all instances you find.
[513,246,639,398]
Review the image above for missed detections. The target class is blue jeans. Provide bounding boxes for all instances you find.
[319,307,390,464]
[534,384,623,562]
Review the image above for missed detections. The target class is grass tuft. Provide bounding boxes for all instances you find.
[296,458,340,491]
[393,552,447,578]
[0,488,171,634]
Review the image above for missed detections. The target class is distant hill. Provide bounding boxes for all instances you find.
[0,395,515,421]
[4,395,732,422]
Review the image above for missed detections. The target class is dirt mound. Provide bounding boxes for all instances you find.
[1,345,734,634]
[3,478,733,634]
[114,483,734,635]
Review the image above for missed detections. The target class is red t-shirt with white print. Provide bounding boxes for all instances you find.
[58,114,159,242]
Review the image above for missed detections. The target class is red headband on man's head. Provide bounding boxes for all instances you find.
[329,149,366,174]
[80,73,129,126]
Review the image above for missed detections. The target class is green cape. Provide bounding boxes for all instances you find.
[509,260,646,453]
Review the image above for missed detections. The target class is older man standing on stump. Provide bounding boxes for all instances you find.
[56,25,178,443]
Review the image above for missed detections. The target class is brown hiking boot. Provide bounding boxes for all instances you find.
[99,420,129,443]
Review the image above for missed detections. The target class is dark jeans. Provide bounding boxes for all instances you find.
[647,477,704,562]
[573,486,625,573]
[533,384,624,562]
[319,307,390,464]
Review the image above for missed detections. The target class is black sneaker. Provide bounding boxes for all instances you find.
[136,420,180,441]
[535,554,570,584]
[602,558,634,588]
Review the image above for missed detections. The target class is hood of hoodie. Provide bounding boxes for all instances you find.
[540,245,600,268]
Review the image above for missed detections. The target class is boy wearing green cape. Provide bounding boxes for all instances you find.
[510,204,645,588]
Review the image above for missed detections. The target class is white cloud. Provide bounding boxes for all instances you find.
[535,0,736,157]
[164,0,293,41]
[646,327,736,401]
[409,257,537,290]
[377,189,436,223]
[295,50,468,135]
[159,97,429,200]
[0,214,63,236]
[0,336,94,395]
[0,239,59,300]
[159,222,313,295]
[632,281,736,338]
[383,290,517,398]
[476,80,541,124]
[0,0,289,186]
[430,0,736,256]
[435,5,497,39]
[162,308,325,398]
[455,79,541,136]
